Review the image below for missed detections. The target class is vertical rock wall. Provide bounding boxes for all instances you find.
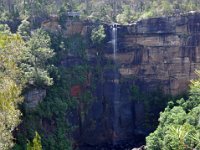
[104,12,200,96]
[42,12,200,147]
[81,12,200,146]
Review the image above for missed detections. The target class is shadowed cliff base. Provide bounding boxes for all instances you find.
[64,12,200,149]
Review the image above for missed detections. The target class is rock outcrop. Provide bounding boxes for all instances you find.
[25,89,46,109]
[102,12,200,96]
[81,12,200,147]
[42,12,200,148]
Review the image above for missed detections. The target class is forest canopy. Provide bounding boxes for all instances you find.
[0,0,199,24]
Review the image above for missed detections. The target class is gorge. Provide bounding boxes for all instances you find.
[1,0,200,149]
[37,11,200,149]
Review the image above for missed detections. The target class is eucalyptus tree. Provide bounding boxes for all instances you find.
[0,30,25,150]
[21,29,54,87]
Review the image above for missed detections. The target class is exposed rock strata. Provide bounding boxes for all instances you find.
[82,12,200,146]
[42,12,200,147]
[103,12,200,96]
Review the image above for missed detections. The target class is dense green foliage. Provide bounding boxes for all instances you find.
[0,30,24,149]
[146,71,200,150]
[0,22,55,149]
[27,132,42,150]
[116,5,134,25]
[0,0,199,24]
[13,32,93,150]
[91,25,106,45]
[20,29,54,87]
[17,19,31,40]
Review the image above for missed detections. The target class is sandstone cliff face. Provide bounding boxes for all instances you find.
[47,12,200,96]
[81,12,200,147]
[104,12,200,96]
[42,12,200,147]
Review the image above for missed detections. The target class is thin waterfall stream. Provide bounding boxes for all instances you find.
[112,24,117,59]
[79,24,143,150]
[112,23,120,145]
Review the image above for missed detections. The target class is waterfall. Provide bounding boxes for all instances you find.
[112,23,120,145]
[112,24,117,59]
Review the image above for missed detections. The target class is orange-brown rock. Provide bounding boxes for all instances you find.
[41,15,61,33]
[103,12,200,96]
[64,21,84,36]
